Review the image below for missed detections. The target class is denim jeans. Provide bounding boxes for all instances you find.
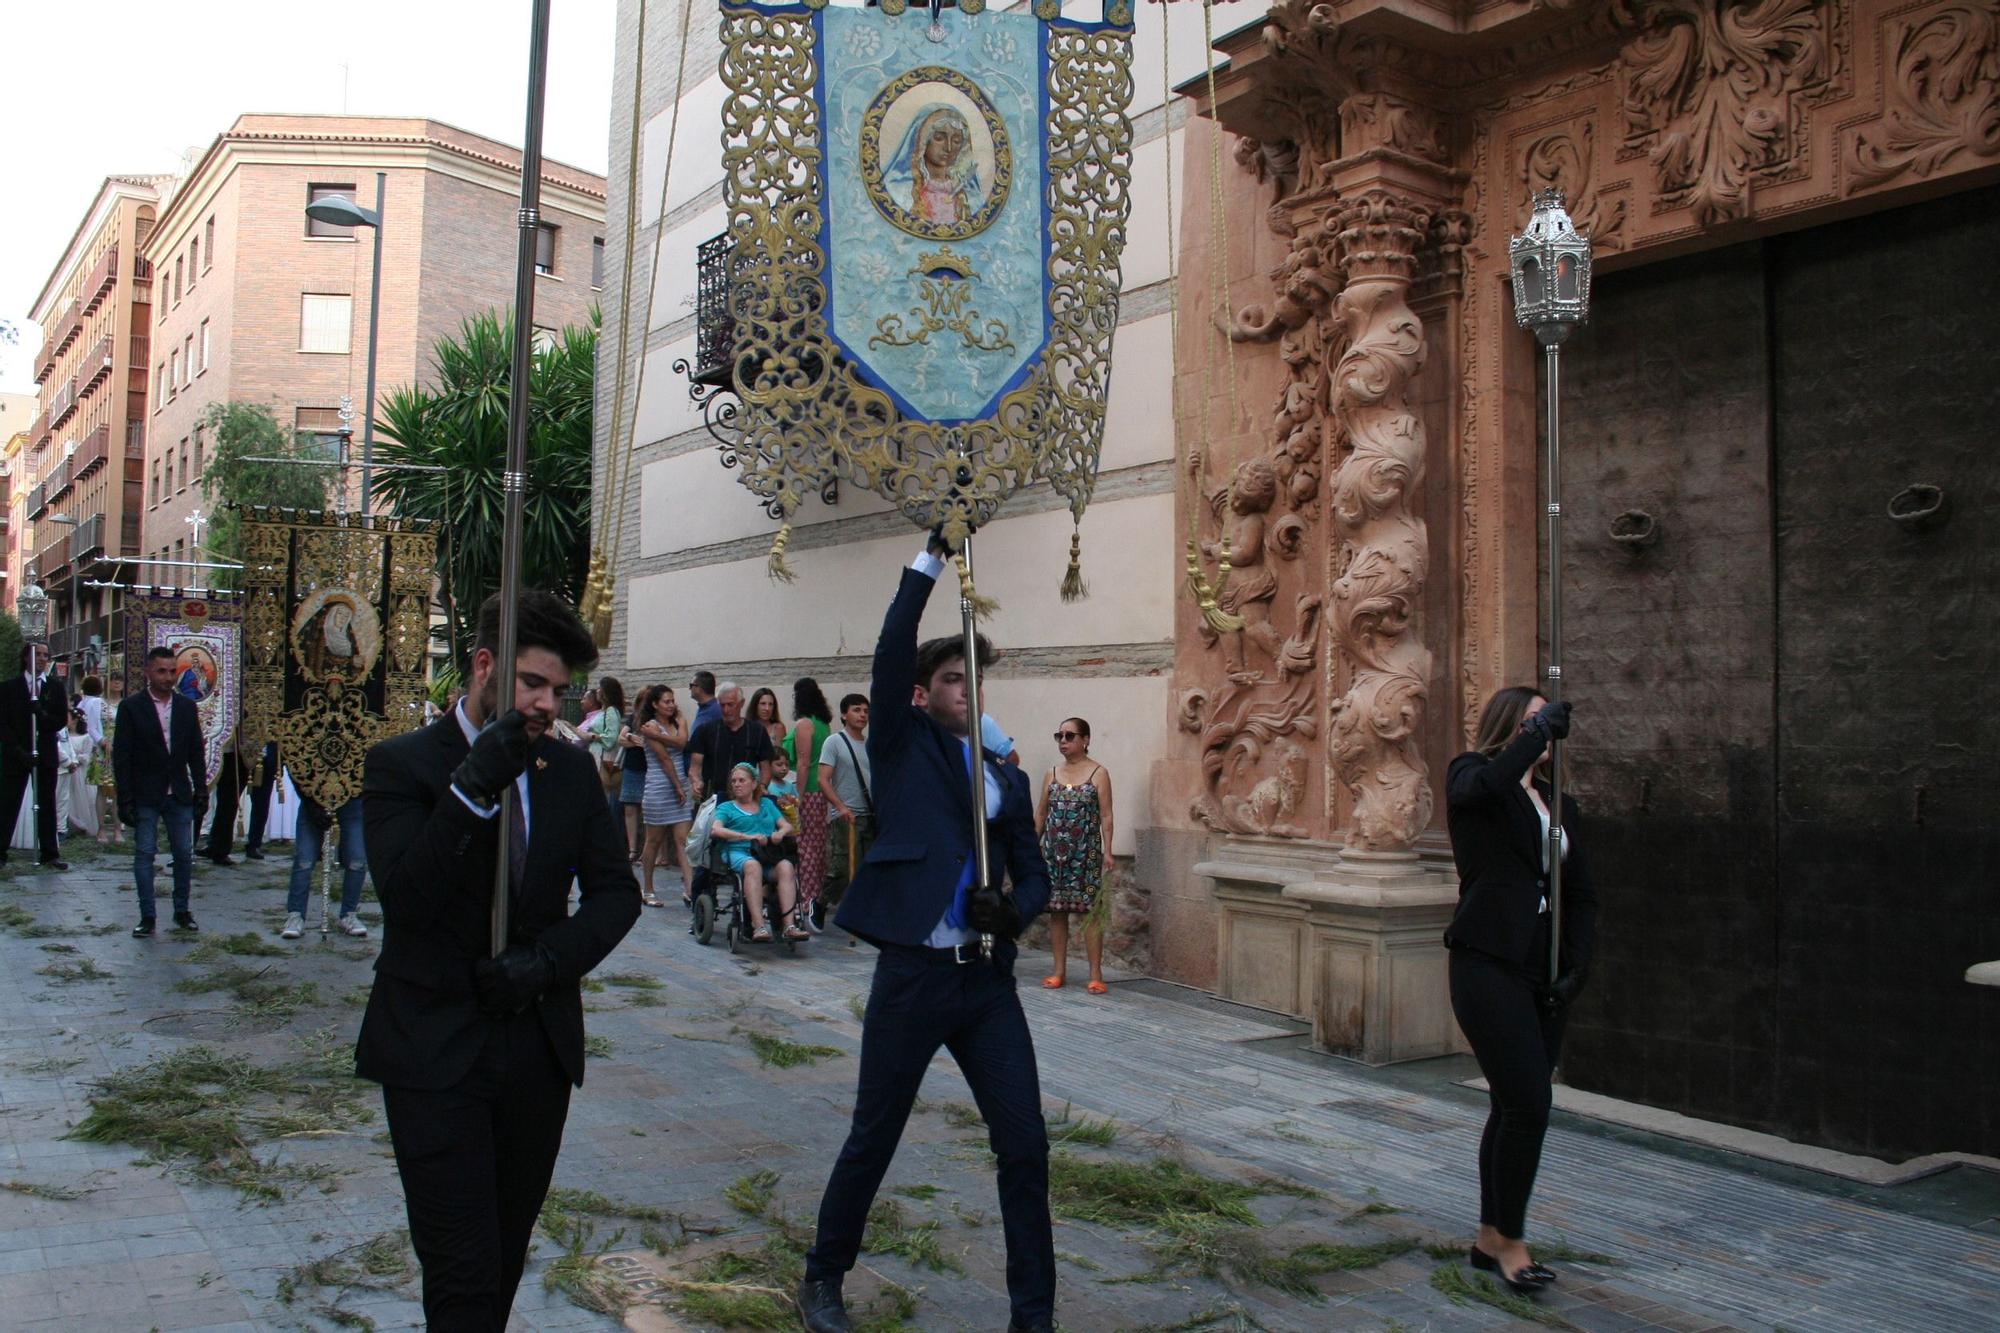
[134,801,195,921]
[287,798,367,917]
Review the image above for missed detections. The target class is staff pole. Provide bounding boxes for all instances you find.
[1544,342,1564,990]
[959,535,994,959]
[492,0,553,957]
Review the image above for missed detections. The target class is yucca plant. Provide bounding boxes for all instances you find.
[372,309,597,671]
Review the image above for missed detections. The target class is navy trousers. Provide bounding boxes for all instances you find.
[807,944,1054,1325]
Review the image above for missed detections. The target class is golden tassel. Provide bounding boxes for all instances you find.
[578,551,605,624]
[1184,537,1244,635]
[590,568,616,647]
[1059,527,1087,603]
[767,523,798,583]
[954,550,1000,619]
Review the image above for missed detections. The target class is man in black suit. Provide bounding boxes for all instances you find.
[0,642,72,870]
[111,646,209,934]
[799,532,1054,1333]
[359,590,639,1330]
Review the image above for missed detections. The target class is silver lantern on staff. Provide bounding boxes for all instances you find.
[1509,188,1593,988]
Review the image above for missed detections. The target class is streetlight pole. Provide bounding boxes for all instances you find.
[360,171,385,517]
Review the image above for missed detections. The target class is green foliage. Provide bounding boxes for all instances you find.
[198,402,336,575]
[0,612,21,680]
[371,308,597,670]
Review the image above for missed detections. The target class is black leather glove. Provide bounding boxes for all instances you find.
[453,709,535,807]
[473,942,559,1016]
[927,524,955,559]
[967,882,1022,939]
[118,801,137,828]
[1540,968,1587,1012]
[1525,699,1573,742]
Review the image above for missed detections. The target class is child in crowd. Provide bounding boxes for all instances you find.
[766,750,801,829]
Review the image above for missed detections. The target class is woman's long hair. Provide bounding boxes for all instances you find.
[793,678,833,726]
[1471,685,1543,758]
[632,684,665,729]
[748,687,783,728]
[598,675,626,715]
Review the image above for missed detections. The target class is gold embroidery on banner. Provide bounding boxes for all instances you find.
[869,253,1017,354]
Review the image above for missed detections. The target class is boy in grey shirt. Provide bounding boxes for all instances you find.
[816,693,873,913]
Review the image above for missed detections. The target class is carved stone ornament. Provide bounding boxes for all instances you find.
[1849,4,2000,191]
[1518,122,1628,250]
[1619,0,1838,225]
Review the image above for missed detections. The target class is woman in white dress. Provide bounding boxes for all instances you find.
[60,713,97,838]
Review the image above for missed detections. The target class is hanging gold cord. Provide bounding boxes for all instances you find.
[767,521,797,583]
[955,550,999,620]
[592,0,699,645]
[1175,0,1242,634]
[1059,525,1087,602]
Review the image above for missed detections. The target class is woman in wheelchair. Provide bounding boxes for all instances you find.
[711,763,809,943]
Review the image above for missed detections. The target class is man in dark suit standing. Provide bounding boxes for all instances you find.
[112,646,208,934]
[0,642,73,870]
[359,590,639,1329]
[798,533,1054,1333]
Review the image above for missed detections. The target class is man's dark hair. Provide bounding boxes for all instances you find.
[915,632,994,691]
[146,646,178,664]
[473,589,599,672]
[690,670,717,695]
[840,692,868,714]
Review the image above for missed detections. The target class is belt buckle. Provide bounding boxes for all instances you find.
[951,943,976,965]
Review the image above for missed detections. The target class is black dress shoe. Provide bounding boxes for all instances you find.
[206,854,235,867]
[1470,1245,1550,1294]
[132,919,156,938]
[1008,1322,1056,1333]
[243,848,266,861]
[172,912,199,933]
[39,859,69,871]
[796,1278,851,1333]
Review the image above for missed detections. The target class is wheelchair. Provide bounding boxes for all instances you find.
[694,839,802,955]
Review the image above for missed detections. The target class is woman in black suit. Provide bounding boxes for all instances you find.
[1445,686,1597,1294]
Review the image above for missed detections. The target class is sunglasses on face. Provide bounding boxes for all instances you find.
[1053,731,1081,742]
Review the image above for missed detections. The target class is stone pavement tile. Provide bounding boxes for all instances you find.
[47,1270,151,1320]
[127,1228,213,1259]
[138,1291,262,1329]
[40,1236,132,1267]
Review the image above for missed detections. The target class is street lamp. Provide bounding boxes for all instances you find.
[305,173,386,517]
[44,512,80,670]
[1509,187,1594,991]
[16,583,48,642]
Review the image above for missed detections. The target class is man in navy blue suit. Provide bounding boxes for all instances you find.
[799,532,1054,1333]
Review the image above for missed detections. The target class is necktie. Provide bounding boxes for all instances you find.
[507,786,528,890]
[943,743,978,930]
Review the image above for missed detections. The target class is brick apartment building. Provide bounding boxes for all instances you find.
[143,114,608,573]
[23,175,171,669]
[0,393,33,611]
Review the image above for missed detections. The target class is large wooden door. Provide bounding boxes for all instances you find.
[1551,184,1999,1160]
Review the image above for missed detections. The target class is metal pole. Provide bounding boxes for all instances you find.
[360,171,386,518]
[1544,343,1564,989]
[319,820,336,938]
[959,535,994,959]
[491,0,553,957]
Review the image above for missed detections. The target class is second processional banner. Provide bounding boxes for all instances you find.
[237,509,436,811]
[121,594,242,788]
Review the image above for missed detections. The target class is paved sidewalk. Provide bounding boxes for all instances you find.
[0,843,1993,1330]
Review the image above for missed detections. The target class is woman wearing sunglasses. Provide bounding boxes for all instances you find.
[1034,717,1115,994]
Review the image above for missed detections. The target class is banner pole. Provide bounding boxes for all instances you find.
[960,534,994,959]
[492,0,553,957]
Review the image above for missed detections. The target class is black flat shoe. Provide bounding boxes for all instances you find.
[1470,1245,1550,1294]
[243,848,266,861]
[132,919,155,938]
[172,912,199,933]
[39,859,69,871]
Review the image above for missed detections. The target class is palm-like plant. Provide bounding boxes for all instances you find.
[372,309,597,670]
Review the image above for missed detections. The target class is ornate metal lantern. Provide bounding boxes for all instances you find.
[1509,188,1593,345]
[15,584,49,641]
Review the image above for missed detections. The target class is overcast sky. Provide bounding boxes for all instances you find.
[0,0,616,395]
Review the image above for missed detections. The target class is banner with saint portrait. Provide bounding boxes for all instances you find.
[121,595,242,788]
[237,508,436,811]
[715,0,1134,554]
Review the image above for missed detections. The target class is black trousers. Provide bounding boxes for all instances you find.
[381,1008,573,1331]
[1449,942,1568,1239]
[205,743,277,858]
[807,945,1055,1325]
[0,749,60,863]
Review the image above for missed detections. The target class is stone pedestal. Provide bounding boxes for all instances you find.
[1199,836,1464,1065]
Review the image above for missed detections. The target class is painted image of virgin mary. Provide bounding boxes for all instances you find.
[884,104,987,226]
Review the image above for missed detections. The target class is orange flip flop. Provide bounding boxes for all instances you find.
[1041,975,1066,989]
[1086,980,1109,996]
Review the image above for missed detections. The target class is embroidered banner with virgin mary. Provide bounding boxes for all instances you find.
[716,0,1134,569]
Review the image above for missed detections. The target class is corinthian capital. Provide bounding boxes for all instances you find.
[1335,189,1432,283]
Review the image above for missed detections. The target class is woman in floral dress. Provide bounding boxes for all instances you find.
[782,678,834,929]
[1035,716,1116,995]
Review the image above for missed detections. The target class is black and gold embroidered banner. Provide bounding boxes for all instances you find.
[238,508,437,811]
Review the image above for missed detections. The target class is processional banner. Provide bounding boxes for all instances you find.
[121,595,241,788]
[238,509,436,811]
[717,0,1135,552]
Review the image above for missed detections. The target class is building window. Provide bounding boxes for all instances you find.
[295,406,346,457]
[178,439,189,492]
[535,224,558,276]
[204,216,215,269]
[531,326,557,355]
[306,183,360,238]
[183,334,193,380]
[299,294,353,354]
[592,237,605,288]
[151,460,161,506]
[155,363,167,410]
[188,237,198,289]
[199,320,210,373]
[174,255,183,304]
[174,538,184,564]
[169,350,179,394]
[193,426,204,481]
